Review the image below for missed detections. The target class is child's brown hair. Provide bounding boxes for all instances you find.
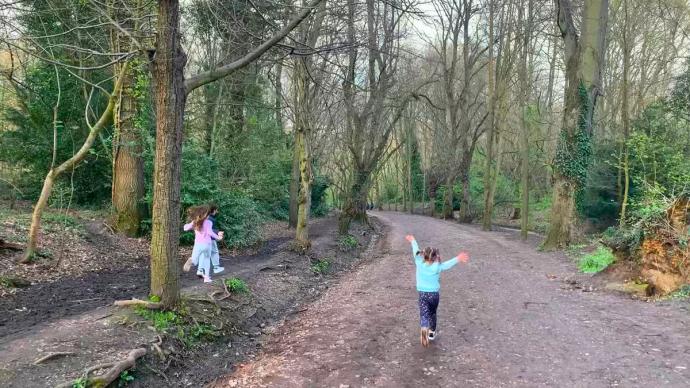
[422,247,440,264]
[187,205,210,231]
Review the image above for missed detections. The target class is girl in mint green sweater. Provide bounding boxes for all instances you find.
[405,234,469,347]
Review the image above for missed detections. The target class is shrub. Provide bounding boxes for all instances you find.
[337,235,358,251]
[578,246,616,273]
[311,258,330,274]
[224,277,249,294]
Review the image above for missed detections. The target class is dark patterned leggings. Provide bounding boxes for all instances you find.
[418,291,440,331]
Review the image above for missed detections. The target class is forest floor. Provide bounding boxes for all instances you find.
[212,211,690,388]
[0,206,383,387]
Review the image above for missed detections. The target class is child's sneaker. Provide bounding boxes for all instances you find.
[428,330,437,341]
[420,327,429,347]
[213,266,225,274]
[203,276,212,283]
[196,268,205,278]
[183,256,193,272]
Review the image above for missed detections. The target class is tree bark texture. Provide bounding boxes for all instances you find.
[149,0,187,307]
[544,0,609,249]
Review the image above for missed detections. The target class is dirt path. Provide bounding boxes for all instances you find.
[213,212,690,387]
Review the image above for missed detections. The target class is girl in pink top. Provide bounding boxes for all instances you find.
[183,206,224,283]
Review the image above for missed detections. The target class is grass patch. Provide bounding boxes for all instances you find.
[134,308,181,332]
[578,246,615,273]
[337,234,358,251]
[224,277,249,294]
[133,306,220,348]
[311,258,330,274]
[118,370,136,386]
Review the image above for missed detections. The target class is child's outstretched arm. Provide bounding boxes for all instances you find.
[405,235,422,263]
[183,222,194,231]
[440,252,469,271]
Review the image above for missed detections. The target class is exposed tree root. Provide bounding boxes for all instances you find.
[113,298,161,309]
[33,351,75,365]
[0,238,22,251]
[56,348,146,388]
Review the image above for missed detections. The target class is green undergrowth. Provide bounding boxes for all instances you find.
[578,246,616,273]
[310,258,331,274]
[224,277,249,294]
[666,284,690,300]
[132,302,221,347]
[337,235,358,251]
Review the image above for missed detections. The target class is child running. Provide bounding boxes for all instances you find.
[183,204,224,274]
[405,234,469,347]
[182,206,224,283]
[206,204,224,274]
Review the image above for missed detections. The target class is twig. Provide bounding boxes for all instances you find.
[33,351,75,365]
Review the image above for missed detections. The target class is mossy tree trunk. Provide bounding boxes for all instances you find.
[112,60,145,237]
[543,0,609,249]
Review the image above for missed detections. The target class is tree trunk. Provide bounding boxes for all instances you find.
[619,0,631,226]
[519,0,532,240]
[458,167,472,223]
[112,61,145,237]
[482,0,496,231]
[295,128,311,247]
[441,175,454,219]
[288,142,299,228]
[544,0,608,249]
[338,169,370,234]
[543,178,576,248]
[149,0,187,308]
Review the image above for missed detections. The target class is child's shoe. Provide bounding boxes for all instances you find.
[213,266,225,274]
[196,268,205,279]
[420,327,429,347]
[203,276,212,283]
[428,330,437,341]
[183,256,193,272]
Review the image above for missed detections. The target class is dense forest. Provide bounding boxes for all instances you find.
[1,0,689,306]
[2,1,690,386]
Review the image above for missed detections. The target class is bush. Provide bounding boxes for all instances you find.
[224,277,249,294]
[578,246,616,273]
[310,258,330,274]
[337,235,358,251]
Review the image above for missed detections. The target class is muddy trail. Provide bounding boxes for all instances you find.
[0,215,382,388]
[1,220,298,341]
[215,212,690,387]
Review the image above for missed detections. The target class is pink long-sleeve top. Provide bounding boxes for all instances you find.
[183,219,219,244]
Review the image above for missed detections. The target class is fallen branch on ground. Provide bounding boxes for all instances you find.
[113,298,161,309]
[56,348,146,388]
[34,351,75,365]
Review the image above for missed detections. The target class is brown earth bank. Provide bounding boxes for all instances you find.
[212,211,690,388]
[0,214,382,387]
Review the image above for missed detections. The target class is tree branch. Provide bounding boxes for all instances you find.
[184,0,324,94]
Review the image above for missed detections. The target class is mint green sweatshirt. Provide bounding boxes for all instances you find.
[410,239,458,292]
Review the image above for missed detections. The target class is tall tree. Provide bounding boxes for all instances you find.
[543,0,609,249]
[148,0,323,307]
[338,0,419,234]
